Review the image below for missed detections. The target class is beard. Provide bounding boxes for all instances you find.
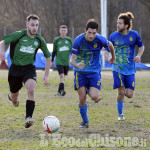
[117,27,126,33]
[28,29,37,36]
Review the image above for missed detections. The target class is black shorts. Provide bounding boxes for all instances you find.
[8,64,36,93]
[56,65,69,75]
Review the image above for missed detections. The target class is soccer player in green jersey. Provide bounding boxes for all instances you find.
[0,14,51,128]
[51,25,73,96]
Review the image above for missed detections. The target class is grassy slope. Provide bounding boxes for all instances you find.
[0,70,150,150]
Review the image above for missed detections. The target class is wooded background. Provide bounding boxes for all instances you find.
[0,0,149,62]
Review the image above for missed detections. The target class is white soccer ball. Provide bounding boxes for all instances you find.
[43,116,60,133]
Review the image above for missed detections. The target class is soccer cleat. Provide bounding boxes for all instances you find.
[8,93,19,107]
[57,90,66,96]
[24,117,35,128]
[79,121,89,128]
[118,115,125,121]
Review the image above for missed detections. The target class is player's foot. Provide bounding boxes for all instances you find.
[8,93,19,107]
[118,115,125,121]
[79,121,89,128]
[57,90,66,96]
[24,117,35,128]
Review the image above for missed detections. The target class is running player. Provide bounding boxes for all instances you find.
[70,19,115,128]
[104,12,144,121]
[0,14,51,128]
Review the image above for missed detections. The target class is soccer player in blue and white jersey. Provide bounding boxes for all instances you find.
[104,12,144,121]
[70,19,116,128]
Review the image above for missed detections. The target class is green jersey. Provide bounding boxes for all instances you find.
[53,36,72,66]
[4,29,51,66]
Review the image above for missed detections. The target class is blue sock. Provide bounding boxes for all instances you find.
[78,104,89,123]
[117,101,124,116]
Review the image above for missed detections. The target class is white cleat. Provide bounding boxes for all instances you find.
[24,117,35,128]
[118,115,125,121]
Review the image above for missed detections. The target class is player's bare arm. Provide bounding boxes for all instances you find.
[104,42,116,64]
[133,46,144,63]
[70,54,85,69]
[0,40,5,61]
[43,57,51,85]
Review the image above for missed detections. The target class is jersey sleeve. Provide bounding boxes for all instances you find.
[101,36,109,48]
[105,34,113,52]
[68,37,73,52]
[53,37,58,53]
[135,31,144,47]
[3,30,24,45]
[71,37,80,55]
[40,37,51,58]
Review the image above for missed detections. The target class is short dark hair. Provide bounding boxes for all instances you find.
[118,12,134,30]
[86,19,99,31]
[60,25,67,29]
[26,14,39,22]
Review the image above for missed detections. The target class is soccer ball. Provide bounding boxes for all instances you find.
[43,116,60,133]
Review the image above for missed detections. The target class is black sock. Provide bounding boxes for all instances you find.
[58,83,64,92]
[26,100,35,119]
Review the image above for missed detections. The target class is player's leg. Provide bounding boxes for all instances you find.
[117,86,125,120]
[74,71,89,128]
[125,88,134,98]
[56,65,65,96]
[24,79,36,128]
[23,65,36,128]
[124,74,135,98]
[8,92,19,107]
[59,73,65,95]
[88,87,101,102]
[25,79,36,100]
[77,86,89,128]
[113,71,125,120]
[88,72,102,103]
[60,66,69,95]
[8,65,23,107]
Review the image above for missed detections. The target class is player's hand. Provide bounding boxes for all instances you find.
[108,57,115,64]
[43,76,49,86]
[133,56,141,63]
[77,61,85,69]
[51,62,54,69]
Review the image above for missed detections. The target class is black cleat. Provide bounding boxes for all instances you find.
[79,122,89,128]
[57,90,66,96]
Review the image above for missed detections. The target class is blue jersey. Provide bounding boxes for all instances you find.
[72,33,109,73]
[105,30,144,75]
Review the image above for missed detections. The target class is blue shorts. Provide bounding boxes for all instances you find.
[113,71,135,90]
[74,72,101,91]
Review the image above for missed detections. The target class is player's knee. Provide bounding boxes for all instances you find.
[59,74,64,79]
[118,90,125,97]
[126,93,134,98]
[79,95,86,101]
[125,90,134,98]
[91,95,99,101]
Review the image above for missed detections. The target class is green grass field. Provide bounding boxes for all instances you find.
[0,70,150,150]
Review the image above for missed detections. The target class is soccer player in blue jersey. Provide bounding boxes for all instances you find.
[70,19,116,128]
[104,12,144,121]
